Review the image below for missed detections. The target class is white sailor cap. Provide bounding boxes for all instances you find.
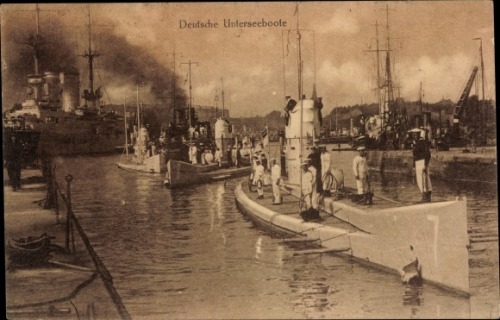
[357,146,366,151]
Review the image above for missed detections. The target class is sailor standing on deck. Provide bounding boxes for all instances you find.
[301,161,314,209]
[254,160,265,199]
[227,144,233,166]
[249,155,259,191]
[270,158,282,204]
[352,146,373,205]
[306,158,319,209]
[320,146,332,192]
[236,144,242,168]
[189,143,198,165]
[413,130,432,202]
[214,147,223,168]
[308,145,322,193]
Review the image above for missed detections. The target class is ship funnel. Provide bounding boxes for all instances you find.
[42,71,61,108]
[27,74,43,101]
[60,71,81,112]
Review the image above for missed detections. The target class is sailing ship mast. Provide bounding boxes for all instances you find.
[382,4,395,130]
[374,21,383,122]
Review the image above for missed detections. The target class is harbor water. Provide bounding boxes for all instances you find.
[50,148,498,319]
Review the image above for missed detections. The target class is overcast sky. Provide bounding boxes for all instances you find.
[1,2,495,117]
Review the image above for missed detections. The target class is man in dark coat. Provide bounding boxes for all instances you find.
[307,145,323,193]
[413,131,432,202]
[5,135,23,191]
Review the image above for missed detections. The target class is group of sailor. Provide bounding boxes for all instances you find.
[250,141,343,208]
[188,142,245,168]
[188,124,209,140]
[249,141,283,205]
[299,145,341,209]
[188,143,216,165]
[251,154,282,205]
[248,128,433,211]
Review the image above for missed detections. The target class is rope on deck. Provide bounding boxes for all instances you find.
[318,231,353,245]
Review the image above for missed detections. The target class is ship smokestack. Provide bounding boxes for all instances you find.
[42,71,60,108]
[27,74,43,101]
[60,71,80,112]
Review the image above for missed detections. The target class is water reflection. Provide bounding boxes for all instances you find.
[255,236,263,259]
[134,176,152,218]
[47,155,497,319]
[288,256,333,317]
[403,284,423,317]
[207,183,227,246]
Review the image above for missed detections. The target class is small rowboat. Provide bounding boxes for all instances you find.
[7,233,55,267]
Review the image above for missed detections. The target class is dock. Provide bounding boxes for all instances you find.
[366,147,497,183]
[4,167,129,319]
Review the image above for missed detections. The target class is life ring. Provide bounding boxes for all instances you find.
[228,124,233,133]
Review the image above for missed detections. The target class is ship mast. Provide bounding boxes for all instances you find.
[23,4,46,101]
[167,49,179,124]
[136,84,140,131]
[221,77,225,117]
[34,4,41,75]
[180,60,199,138]
[365,20,387,128]
[81,5,101,110]
[18,5,62,105]
[295,4,303,193]
[383,3,395,130]
[375,21,382,120]
[419,82,423,114]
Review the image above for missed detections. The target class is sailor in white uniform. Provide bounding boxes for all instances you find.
[254,160,265,199]
[352,146,373,205]
[270,158,282,204]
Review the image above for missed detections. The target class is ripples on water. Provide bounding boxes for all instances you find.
[51,151,498,319]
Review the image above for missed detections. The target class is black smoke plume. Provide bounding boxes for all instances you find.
[1,7,187,113]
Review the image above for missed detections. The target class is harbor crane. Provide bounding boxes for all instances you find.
[451,66,478,142]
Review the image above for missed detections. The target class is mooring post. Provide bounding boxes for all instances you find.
[65,175,73,252]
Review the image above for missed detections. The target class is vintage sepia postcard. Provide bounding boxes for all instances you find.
[2,2,497,319]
